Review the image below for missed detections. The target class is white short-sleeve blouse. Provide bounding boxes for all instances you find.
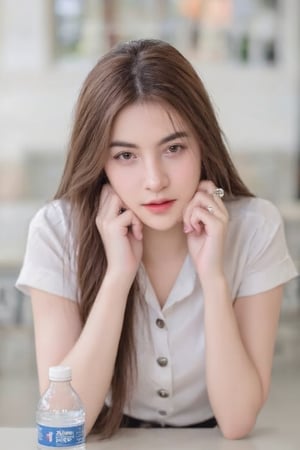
[16,196,298,426]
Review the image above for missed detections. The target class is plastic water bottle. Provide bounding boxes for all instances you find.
[36,366,86,449]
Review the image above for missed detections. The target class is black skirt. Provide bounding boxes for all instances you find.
[120,414,217,429]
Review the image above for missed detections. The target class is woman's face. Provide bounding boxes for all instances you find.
[104,101,201,232]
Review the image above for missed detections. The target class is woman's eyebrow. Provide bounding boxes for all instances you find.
[109,140,137,148]
[158,131,189,145]
[109,131,189,149]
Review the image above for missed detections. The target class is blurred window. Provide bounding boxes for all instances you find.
[54,0,84,58]
[51,0,279,65]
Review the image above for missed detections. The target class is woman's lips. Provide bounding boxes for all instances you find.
[143,200,175,213]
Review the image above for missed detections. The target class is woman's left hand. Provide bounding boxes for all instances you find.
[183,180,229,285]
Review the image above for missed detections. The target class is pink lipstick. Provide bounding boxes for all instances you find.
[143,199,175,213]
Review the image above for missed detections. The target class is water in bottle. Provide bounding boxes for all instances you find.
[36,365,86,449]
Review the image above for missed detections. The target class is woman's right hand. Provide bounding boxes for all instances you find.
[96,185,143,284]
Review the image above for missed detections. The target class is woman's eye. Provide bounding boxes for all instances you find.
[114,152,134,160]
[168,144,183,153]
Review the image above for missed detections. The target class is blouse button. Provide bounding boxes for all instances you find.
[158,410,167,416]
[157,389,169,398]
[155,318,165,329]
[157,357,168,367]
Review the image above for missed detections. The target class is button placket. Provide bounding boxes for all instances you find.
[155,318,165,329]
[157,356,168,367]
[157,388,169,398]
[152,313,173,416]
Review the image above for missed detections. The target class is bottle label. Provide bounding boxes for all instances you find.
[37,423,85,447]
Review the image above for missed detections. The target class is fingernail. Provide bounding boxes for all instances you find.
[184,224,193,233]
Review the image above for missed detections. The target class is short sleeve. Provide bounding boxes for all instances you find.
[15,201,78,301]
[236,200,298,297]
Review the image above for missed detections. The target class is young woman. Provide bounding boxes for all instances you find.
[16,39,297,440]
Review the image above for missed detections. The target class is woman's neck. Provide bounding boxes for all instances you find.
[142,224,187,267]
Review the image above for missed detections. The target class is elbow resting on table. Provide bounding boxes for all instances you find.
[219,415,257,440]
[217,377,267,439]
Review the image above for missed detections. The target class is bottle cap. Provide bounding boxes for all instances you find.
[49,366,72,381]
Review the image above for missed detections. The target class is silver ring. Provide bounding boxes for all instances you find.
[207,205,214,214]
[213,188,224,199]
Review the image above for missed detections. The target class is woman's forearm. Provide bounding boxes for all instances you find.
[203,277,264,439]
[61,274,131,434]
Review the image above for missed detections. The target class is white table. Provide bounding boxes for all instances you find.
[1,426,298,450]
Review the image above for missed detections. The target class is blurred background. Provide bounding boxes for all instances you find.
[0,0,299,429]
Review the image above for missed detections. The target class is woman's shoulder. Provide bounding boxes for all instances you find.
[17,199,77,300]
[30,199,72,232]
[224,197,298,298]
[226,196,282,228]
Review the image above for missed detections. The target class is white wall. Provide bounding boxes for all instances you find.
[0,0,299,162]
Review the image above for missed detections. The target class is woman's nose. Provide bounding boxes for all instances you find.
[144,160,169,192]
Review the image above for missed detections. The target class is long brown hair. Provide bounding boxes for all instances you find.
[54,39,253,437]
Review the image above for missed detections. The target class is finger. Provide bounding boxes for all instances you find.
[98,184,110,208]
[206,199,228,220]
[99,185,125,219]
[189,207,223,234]
[197,181,226,201]
[117,210,143,240]
[197,181,227,214]
[202,204,227,222]
[183,191,218,224]
[183,191,208,232]
[131,214,143,241]
[189,208,204,233]
[99,185,114,212]
[197,180,217,194]
[184,203,227,235]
